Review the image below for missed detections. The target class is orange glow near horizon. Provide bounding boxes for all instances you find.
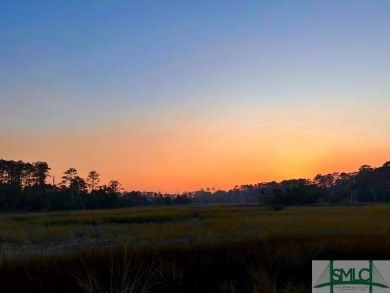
[2,101,390,193]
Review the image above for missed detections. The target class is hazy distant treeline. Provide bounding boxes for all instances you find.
[0,159,389,211]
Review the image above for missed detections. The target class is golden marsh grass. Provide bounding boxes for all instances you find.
[1,204,390,292]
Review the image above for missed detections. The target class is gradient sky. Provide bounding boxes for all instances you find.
[1,1,390,192]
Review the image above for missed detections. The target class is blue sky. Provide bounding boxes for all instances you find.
[1,1,390,191]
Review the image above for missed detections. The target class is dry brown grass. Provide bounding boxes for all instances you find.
[1,204,390,292]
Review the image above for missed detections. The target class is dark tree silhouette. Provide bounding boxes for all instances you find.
[1,158,390,212]
[87,170,100,192]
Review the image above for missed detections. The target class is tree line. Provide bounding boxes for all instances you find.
[0,158,389,211]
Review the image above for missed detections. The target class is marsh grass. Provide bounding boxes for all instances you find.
[1,205,390,291]
[73,248,170,293]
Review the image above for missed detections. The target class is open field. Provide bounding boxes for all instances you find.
[1,204,390,292]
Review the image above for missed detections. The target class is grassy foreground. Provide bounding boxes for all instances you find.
[1,204,390,292]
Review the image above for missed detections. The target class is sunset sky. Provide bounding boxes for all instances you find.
[1,1,390,192]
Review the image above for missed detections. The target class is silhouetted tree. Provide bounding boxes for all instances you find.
[87,170,100,192]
